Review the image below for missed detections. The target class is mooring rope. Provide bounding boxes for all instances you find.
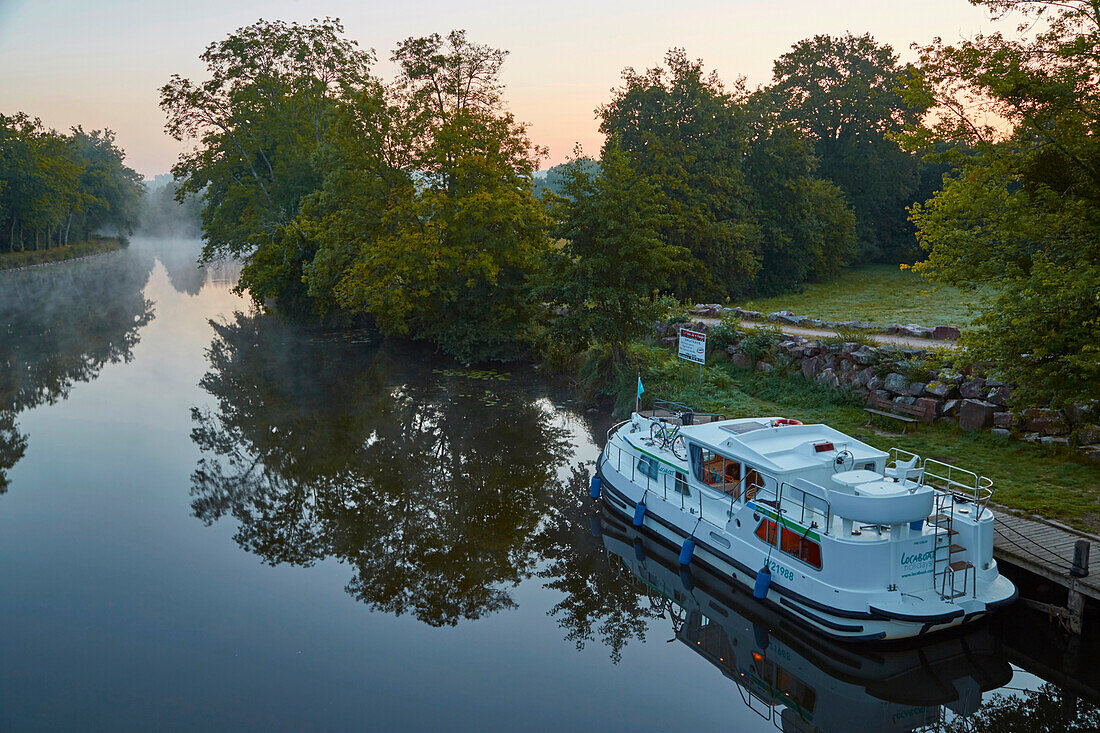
[993,518,1074,572]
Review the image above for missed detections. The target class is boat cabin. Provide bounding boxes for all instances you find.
[684,417,888,500]
[617,414,947,578]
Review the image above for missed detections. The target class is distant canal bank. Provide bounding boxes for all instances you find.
[1,237,1099,730]
[0,235,127,271]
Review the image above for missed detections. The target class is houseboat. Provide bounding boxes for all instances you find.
[593,401,1017,641]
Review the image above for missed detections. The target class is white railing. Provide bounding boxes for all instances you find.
[923,458,994,508]
[750,479,832,536]
[888,446,994,510]
[603,437,831,535]
[603,437,732,529]
[780,481,832,535]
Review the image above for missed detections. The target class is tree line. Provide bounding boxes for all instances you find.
[161,2,1097,406]
[159,20,927,362]
[0,114,144,253]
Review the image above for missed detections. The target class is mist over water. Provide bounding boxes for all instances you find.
[0,238,1097,731]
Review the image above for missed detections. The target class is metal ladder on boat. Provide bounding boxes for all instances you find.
[929,492,974,600]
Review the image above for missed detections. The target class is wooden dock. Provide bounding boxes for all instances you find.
[991,507,1098,632]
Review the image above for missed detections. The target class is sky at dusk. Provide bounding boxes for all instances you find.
[0,0,1001,178]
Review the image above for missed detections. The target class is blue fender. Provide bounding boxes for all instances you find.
[679,538,696,566]
[589,476,601,499]
[753,564,772,600]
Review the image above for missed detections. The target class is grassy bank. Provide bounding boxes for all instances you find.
[620,345,1100,532]
[0,237,126,271]
[737,265,993,327]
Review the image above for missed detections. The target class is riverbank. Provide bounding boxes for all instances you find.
[0,236,127,271]
[617,344,1100,532]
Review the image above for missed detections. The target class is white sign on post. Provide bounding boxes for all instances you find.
[678,327,706,365]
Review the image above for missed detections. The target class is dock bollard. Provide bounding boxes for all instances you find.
[589,476,601,499]
[1071,540,1091,578]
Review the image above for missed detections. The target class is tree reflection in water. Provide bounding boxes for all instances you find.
[0,248,155,492]
[942,683,1099,732]
[192,312,637,632]
[537,464,660,662]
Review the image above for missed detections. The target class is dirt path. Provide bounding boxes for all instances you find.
[695,317,959,350]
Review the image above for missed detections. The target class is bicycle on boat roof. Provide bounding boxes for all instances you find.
[649,418,688,460]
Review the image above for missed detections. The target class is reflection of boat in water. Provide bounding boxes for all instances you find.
[595,402,1017,641]
[596,508,1012,732]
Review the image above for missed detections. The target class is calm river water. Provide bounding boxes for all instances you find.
[1,238,1097,731]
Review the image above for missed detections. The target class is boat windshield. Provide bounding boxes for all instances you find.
[690,444,742,498]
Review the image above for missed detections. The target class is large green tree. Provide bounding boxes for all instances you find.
[0,114,141,253]
[534,143,684,358]
[904,0,1100,407]
[600,49,858,300]
[69,127,144,242]
[160,17,374,308]
[741,116,857,292]
[767,33,928,261]
[296,31,551,363]
[600,49,761,300]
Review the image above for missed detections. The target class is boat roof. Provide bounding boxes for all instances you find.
[678,417,888,475]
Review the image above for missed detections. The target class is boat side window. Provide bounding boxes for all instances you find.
[755,519,822,570]
[780,528,822,569]
[723,460,742,499]
[780,526,802,555]
[690,444,704,481]
[674,471,690,496]
[637,456,659,480]
[795,535,823,569]
[755,518,779,547]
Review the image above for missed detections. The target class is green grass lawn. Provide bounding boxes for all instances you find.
[626,345,1100,531]
[737,265,995,327]
[0,237,125,271]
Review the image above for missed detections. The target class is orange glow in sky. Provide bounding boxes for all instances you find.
[0,1,1001,177]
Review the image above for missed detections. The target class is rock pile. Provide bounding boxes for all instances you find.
[760,337,1097,455]
[693,304,962,341]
